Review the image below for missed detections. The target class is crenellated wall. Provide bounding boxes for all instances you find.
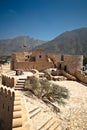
[0,86,15,130]
[2,75,16,88]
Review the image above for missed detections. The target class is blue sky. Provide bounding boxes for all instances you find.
[0,0,87,40]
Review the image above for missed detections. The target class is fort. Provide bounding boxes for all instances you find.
[1,49,87,130]
[11,49,83,75]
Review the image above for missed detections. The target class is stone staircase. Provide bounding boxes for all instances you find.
[12,91,23,130]
[25,97,61,130]
[12,91,35,130]
[14,78,26,91]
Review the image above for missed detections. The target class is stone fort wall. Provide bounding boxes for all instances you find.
[0,86,15,130]
[61,55,83,75]
[2,74,17,88]
[11,50,83,75]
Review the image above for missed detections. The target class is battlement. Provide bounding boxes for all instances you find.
[2,74,16,88]
[0,86,15,130]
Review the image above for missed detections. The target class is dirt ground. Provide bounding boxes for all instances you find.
[50,80,87,130]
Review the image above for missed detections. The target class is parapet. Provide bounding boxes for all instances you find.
[0,86,15,130]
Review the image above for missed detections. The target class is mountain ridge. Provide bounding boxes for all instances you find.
[0,36,46,55]
[0,27,87,56]
[34,27,87,56]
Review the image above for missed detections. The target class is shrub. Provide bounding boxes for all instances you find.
[25,76,69,105]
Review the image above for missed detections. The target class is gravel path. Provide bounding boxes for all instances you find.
[51,81,87,130]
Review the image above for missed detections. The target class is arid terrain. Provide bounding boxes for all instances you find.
[0,64,87,130]
[23,80,87,130]
[50,81,87,130]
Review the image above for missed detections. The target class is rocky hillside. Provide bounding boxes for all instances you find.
[0,36,45,56]
[35,28,87,56]
[0,28,87,56]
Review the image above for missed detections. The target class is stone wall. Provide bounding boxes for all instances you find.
[11,50,54,71]
[75,70,87,84]
[0,86,15,130]
[11,50,83,74]
[14,61,54,71]
[32,49,46,62]
[48,54,61,67]
[2,75,16,88]
[61,70,77,81]
[61,55,83,75]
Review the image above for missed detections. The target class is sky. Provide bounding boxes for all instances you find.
[0,0,87,41]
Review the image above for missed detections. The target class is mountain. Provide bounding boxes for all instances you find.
[0,28,87,56]
[0,36,45,56]
[34,28,87,56]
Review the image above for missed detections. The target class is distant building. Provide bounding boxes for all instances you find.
[11,49,83,75]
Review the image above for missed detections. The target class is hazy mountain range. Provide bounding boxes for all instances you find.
[0,36,45,56]
[35,27,87,56]
[0,27,87,56]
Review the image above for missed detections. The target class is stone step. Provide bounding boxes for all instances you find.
[15,87,24,90]
[28,106,39,113]
[15,87,24,91]
[16,83,24,85]
[15,92,21,96]
[40,117,56,130]
[54,125,62,130]
[15,85,24,90]
[15,86,24,89]
[17,80,25,83]
[14,105,21,111]
[37,116,52,130]
[32,113,52,130]
[47,121,59,130]
[13,111,22,119]
[12,118,22,128]
[12,127,23,130]
[30,108,41,119]
[19,78,27,80]
[14,96,21,101]
[14,101,21,105]
[15,84,24,87]
[15,93,21,96]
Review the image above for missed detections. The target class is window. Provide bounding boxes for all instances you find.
[61,55,64,61]
[64,66,67,71]
[59,64,61,69]
[8,106,9,111]
[3,104,4,109]
[39,55,42,58]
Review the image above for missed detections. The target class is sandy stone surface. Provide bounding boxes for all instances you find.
[50,81,87,130]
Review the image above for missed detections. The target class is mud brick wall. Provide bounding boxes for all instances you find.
[11,52,32,70]
[32,49,47,61]
[11,50,83,74]
[75,70,87,84]
[48,54,61,66]
[48,54,61,61]
[15,61,54,71]
[2,75,15,88]
[0,86,15,130]
[16,62,35,71]
[62,55,83,75]
[35,61,54,71]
